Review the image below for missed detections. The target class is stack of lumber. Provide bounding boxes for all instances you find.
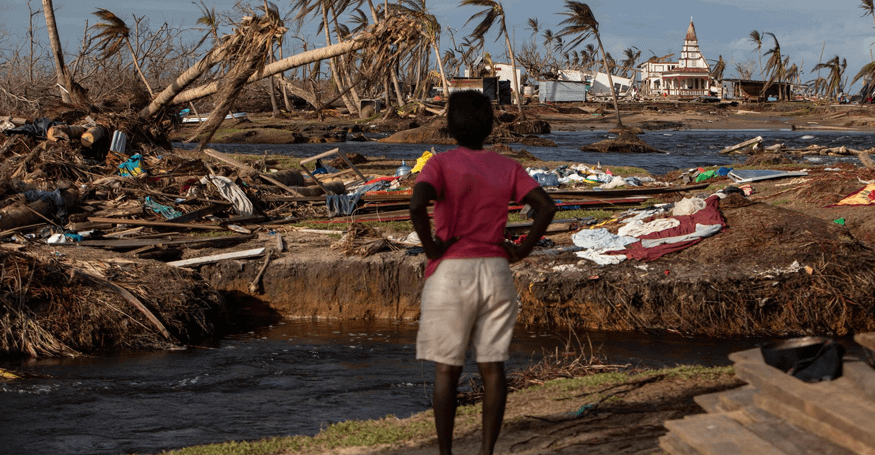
[660,334,875,455]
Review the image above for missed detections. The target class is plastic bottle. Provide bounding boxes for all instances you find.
[395,160,412,177]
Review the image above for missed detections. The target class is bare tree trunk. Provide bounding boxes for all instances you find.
[42,0,88,105]
[595,33,622,128]
[125,38,154,97]
[139,50,219,118]
[321,2,358,115]
[167,39,367,107]
[278,44,292,112]
[433,42,450,100]
[501,20,524,117]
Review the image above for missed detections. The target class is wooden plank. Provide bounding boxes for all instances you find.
[854,332,875,352]
[167,203,226,224]
[167,247,265,267]
[546,182,711,198]
[299,147,341,165]
[719,136,763,154]
[54,235,254,249]
[664,413,787,455]
[732,349,875,454]
[88,217,224,230]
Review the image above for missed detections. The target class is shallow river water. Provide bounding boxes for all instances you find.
[1,128,872,454]
[176,129,875,175]
[1,319,770,455]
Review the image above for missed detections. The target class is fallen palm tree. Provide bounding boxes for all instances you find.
[141,13,422,119]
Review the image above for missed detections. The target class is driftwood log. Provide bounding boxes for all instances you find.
[47,125,86,142]
[80,126,107,147]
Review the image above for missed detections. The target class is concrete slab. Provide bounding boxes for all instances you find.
[754,392,875,455]
[659,432,703,455]
[693,391,724,414]
[739,405,859,455]
[664,413,789,455]
[843,360,875,400]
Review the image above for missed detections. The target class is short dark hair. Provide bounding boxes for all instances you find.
[446,90,493,149]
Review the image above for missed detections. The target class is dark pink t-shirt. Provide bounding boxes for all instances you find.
[416,147,540,279]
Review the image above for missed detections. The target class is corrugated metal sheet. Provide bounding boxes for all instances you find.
[539,81,588,102]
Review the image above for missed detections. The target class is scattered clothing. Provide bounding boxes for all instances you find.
[202,175,253,216]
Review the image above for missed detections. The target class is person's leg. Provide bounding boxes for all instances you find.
[476,361,507,455]
[434,362,463,455]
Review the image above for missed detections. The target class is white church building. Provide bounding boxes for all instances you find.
[640,20,713,99]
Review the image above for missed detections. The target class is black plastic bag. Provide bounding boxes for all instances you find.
[790,340,845,382]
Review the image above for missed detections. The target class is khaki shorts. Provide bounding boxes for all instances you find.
[416,257,518,366]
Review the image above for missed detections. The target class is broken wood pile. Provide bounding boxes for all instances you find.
[719,135,875,160]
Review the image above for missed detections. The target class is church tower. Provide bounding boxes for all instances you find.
[679,19,708,70]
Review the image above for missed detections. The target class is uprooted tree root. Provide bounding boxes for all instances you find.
[0,248,229,358]
[515,194,875,337]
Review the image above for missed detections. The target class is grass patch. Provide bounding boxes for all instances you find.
[155,365,735,455]
[770,198,791,206]
[158,415,436,455]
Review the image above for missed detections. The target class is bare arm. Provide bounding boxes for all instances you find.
[409,181,458,260]
[502,187,557,263]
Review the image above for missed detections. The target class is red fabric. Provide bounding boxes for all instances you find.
[613,195,726,261]
[365,176,399,185]
[417,147,540,278]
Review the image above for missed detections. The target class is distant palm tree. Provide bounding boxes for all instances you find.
[556,1,622,127]
[621,46,640,79]
[584,43,597,70]
[762,32,787,100]
[812,55,846,99]
[462,0,524,115]
[861,0,875,29]
[710,55,725,82]
[526,18,539,47]
[92,8,154,97]
[749,30,764,80]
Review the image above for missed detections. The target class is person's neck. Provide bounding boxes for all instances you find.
[460,144,485,151]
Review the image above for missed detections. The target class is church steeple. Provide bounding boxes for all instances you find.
[686,20,697,41]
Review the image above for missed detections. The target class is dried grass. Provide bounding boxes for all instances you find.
[0,248,227,358]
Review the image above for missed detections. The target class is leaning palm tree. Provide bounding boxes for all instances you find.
[461,0,524,116]
[749,30,764,80]
[91,9,154,97]
[812,55,846,100]
[557,1,622,127]
[762,32,785,100]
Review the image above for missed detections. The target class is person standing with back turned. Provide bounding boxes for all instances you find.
[409,90,557,455]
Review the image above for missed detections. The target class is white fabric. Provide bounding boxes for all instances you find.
[571,228,639,250]
[598,175,627,189]
[617,218,680,237]
[672,197,707,216]
[202,175,254,216]
[558,173,588,184]
[575,248,627,265]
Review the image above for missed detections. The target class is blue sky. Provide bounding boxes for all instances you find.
[5,0,875,92]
